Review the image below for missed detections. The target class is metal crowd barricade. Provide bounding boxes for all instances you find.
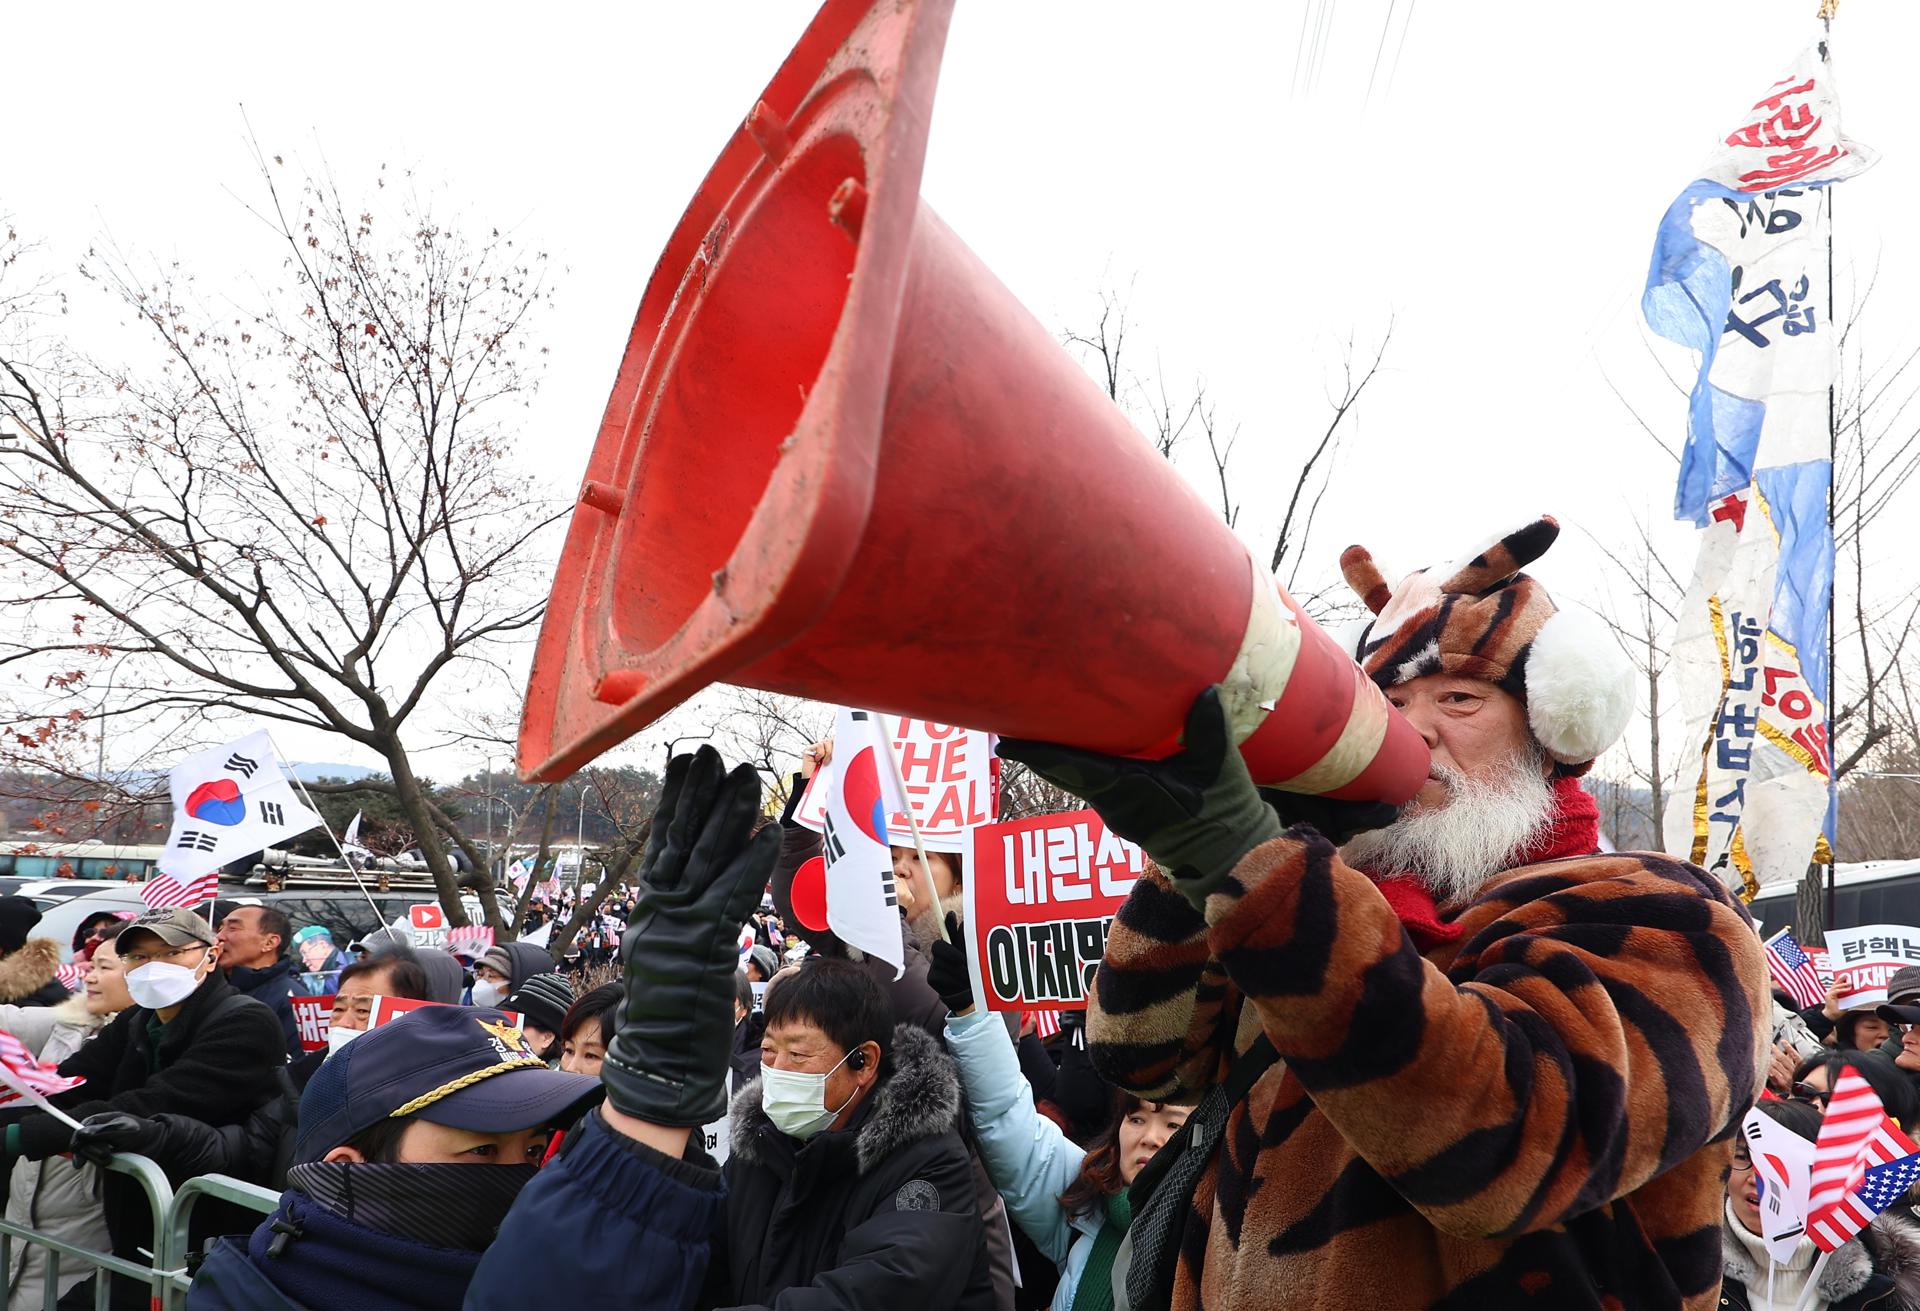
[0,1152,279,1311]
[160,1172,281,1306]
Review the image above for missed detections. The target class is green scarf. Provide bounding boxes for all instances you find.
[1070,1189,1132,1311]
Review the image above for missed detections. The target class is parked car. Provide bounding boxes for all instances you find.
[252,889,515,952]
[10,882,153,961]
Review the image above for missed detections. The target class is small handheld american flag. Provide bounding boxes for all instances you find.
[446,926,495,961]
[0,1029,86,1129]
[1806,1065,1920,1252]
[1765,927,1828,1010]
[1028,1009,1062,1040]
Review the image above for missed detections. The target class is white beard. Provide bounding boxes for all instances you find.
[1340,750,1557,904]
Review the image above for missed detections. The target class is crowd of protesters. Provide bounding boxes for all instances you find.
[0,520,1905,1308]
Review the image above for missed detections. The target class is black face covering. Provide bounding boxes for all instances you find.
[287,1159,538,1252]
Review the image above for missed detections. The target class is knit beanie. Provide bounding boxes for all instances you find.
[0,897,43,956]
[478,945,514,982]
[1338,516,1634,771]
[506,971,576,1036]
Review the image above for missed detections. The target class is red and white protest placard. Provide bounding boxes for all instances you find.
[291,994,334,1053]
[366,996,524,1032]
[796,716,997,853]
[1823,925,1920,1009]
[962,808,1143,1013]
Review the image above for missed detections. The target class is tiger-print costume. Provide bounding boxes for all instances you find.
[1088,828,1771,1310]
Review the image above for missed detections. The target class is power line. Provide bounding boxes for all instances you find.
[1366,0,1399,105]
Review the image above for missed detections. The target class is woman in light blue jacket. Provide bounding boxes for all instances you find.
[934,939,1188,1311]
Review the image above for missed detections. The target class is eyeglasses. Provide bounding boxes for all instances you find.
[119,944,209,970]
[1731,1146,1754,1172]
[1792,1082,1832,1105]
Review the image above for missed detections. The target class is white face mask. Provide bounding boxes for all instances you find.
[471,979,509,1009]
[125,955,207,1011]
[761,1048,859,1141]
[326,1024,365,1056]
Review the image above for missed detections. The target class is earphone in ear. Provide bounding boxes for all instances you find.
[848,1048,868,1070]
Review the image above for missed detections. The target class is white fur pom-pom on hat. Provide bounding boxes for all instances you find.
[1523,604,1635,765]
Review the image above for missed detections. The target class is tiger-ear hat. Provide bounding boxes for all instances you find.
[1337,515,1633,770]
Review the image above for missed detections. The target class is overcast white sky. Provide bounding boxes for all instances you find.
[6,1,1914,781]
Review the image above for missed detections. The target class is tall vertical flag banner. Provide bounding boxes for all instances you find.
[158,731,323,883]
[820,707,913,977]
[1645,39,1876,897]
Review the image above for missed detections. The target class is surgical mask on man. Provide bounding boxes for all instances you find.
[760,1048,859,1140]
[327,1023,366,1056]
[125,953,208,1011]
[471,979,509,1009]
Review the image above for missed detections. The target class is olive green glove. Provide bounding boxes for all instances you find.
[602,746,779,1128]
[998,688,1283,905]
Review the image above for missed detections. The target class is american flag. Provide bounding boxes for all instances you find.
[140,870,219,909]
[446,925,494,960]
[1765,927,1827,1010]
[52,963,86,993]
[1807,1065,1920,1251]
[1028,1009,1062,1040]
[0,1028,85,1112]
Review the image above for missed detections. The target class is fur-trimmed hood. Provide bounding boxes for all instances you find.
[0,938,62,1004]
[1724,1206,1920,1307]
[728,1023,962,1176]
[50,993,105,1028]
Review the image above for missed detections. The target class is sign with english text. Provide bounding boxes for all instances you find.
[796,716,998,853]
[962,809,1143,1014]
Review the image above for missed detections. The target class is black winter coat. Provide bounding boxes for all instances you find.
[227,958,302,1059]
[713,1024,996,1311]
[731,1012,767,1091]
[1720,1208,1920,1311]
[10,972,285,1306]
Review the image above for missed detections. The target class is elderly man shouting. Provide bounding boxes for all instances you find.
[1001,516,1771,1311]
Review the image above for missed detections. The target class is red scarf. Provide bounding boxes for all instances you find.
[1368,776,1600,951]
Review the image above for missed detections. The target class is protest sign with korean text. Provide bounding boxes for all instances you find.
[291,994,333,1053]
[962,808,1143,1014]
[1823,925,1920,1008]
[796,716,997,853]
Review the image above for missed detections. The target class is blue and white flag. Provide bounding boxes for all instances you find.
[1645,39,1874,896]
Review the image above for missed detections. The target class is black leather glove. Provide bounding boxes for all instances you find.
[926,914,973,1014]
[603,746,781,1129]
[69,1112,162,1169]
[1254,789,1402,846]
[999,688,1283,904]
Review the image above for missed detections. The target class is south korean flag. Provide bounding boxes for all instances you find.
[160,731,321,880]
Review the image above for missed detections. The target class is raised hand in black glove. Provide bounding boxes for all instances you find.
[69,1112,163,1169]
[602,745,781,1129]
[925,913,974,1015]
[999,688,1282,905]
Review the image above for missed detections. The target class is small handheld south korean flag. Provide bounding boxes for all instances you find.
[820,708,912,979]
[158,731,321,885]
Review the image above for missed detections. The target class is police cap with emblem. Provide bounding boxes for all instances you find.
[293,1004,602,1163]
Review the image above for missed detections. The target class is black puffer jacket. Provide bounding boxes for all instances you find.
[713,1024,996,1311]
[1720,1206,1920,1310]
[227,957,302,1059]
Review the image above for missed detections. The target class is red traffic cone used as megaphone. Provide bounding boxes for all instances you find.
[518,0,1428,804]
